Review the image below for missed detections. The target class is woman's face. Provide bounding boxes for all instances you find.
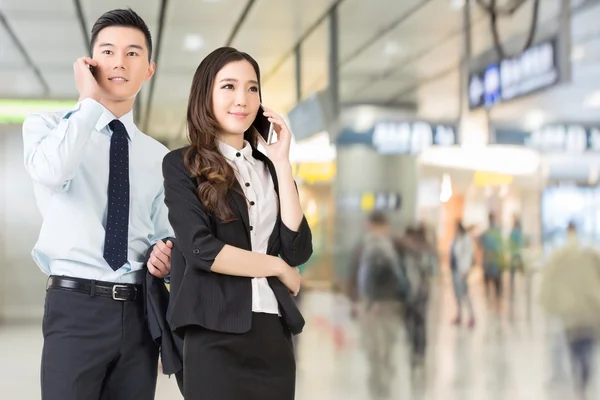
[211,60,260,137]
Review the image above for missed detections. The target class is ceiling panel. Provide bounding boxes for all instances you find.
[167,0,248,25]
[232,0,333,75]
[5,18,85,66]
[299,17,329,100]
[84,0,160,29]
[340,0,463,98]
[400,34,462,79]
[159,24,230,72]
[0,24,27,68]
[0,70,45,97]
[1,0,75,19]
[337,0,423,62]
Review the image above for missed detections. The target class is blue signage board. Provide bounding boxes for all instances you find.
[469,38,559,110]
[336,121,458,154]
[494,125,600,153]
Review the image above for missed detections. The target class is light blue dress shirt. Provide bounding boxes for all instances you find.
[22,98,173,284]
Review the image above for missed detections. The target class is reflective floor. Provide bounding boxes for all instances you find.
[1,268,596,399]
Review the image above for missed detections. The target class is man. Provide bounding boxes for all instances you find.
[348,211,409,399]
[540,222,600,397]
[22,8,173,400]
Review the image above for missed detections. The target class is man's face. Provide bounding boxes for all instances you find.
[91,26,155,102]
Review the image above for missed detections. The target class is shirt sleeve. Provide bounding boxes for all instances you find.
[22,98,104,191]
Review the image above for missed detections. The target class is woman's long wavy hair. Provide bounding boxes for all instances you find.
[184,47,261,222]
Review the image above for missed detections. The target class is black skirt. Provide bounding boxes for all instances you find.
[183,312,296,400]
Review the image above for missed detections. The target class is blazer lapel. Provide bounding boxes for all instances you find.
[253,149,279,194]
[253,149,282,252]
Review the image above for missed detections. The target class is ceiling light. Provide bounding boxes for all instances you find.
[450,0,466,10]
[571,45,585,62]
[383,42,402,57]
[583,91,600,108]
[524,109,545,131]
[183,34,204,52]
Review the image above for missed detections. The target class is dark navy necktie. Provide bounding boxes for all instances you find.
[103,119,130,271]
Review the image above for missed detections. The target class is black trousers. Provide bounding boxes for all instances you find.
[183,313,296,400]
[41,285,159,400]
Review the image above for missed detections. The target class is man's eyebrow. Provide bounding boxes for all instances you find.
[98,43,144,51]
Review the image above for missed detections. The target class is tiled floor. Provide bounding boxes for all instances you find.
[0,269,595,399]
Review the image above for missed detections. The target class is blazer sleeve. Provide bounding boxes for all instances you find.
[278,181,313,266]
[162,150,225,273]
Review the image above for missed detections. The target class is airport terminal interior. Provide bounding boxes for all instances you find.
[2,0,600,398]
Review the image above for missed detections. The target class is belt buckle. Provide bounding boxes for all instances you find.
[112,285,131,301]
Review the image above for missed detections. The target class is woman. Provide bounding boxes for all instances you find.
[450,221,475,328]
[162,47,313,400]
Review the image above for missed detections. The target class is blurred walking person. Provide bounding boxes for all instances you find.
[540,222,600,398]
[450,221,475,328]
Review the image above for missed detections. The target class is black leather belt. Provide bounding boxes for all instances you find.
[47,276,139,301]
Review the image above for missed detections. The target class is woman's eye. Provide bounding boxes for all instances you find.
[222,84,234,89]
[249,86,259,92]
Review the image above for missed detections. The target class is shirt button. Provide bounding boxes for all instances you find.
[193,249,200,255]
[250,201,255,206]
[245,182,250,187]
[236,152,241,157]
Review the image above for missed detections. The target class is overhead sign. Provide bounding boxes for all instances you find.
[336,121,457,154]
[469,38,559,110]
[494,125,600,153]
[337,192,402,212]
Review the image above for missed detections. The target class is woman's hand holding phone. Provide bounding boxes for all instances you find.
[257,106,292,166]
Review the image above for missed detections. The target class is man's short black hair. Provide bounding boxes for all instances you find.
[368,210,388,226]
[90,8,153,61]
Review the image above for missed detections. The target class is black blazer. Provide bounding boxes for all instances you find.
[162,146,313,336]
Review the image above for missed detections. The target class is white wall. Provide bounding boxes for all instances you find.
[0,124,46,322]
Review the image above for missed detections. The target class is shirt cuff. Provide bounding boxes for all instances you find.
[63,98,104,123]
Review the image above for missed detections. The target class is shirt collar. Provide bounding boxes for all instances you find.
[95,105,137,140]
[218,140,255,165]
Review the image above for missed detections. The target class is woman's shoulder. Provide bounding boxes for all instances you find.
[163,146,194,167]
[163,146,193,177]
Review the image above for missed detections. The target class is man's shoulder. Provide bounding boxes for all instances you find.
[135,131,172,156]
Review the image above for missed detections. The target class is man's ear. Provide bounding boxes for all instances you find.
[146,61,156,81]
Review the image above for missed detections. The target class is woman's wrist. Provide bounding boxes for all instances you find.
[269,255,286,277]
[273,160,292,175]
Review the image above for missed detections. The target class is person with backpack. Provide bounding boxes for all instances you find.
[348,211,410,399]
[402,224,436,368]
